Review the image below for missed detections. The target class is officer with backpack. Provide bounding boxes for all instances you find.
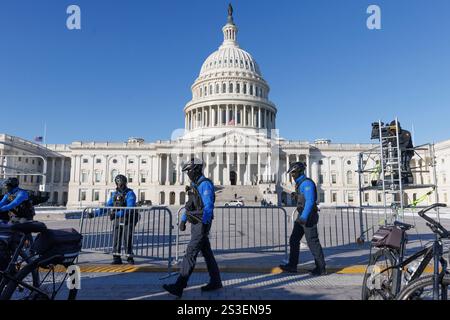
[0,177,35,224]
[163,158,222,298]
[279,162,326,276]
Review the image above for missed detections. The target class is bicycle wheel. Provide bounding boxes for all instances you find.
[0,235,39,295]
[0,262,42,300]
[0,261,76,300]
[397,275,450,300]
[362,248,397,300]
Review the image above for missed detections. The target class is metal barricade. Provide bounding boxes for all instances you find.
[80,206,174,270]
[175,206,289,263]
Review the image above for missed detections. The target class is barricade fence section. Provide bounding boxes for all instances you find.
[175,206,288,263]
[79,207,173,264]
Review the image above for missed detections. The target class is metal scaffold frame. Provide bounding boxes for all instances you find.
[357,118,439,241]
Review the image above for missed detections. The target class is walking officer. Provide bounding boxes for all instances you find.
[279,162,326,276]
[0,177,35,224]
[163,158,222,298]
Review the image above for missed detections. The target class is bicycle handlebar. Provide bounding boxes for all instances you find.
[418,203,448,237]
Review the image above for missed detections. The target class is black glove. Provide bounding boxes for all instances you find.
[201,223,210,236]
[88,211,95,219]
[179,220,186,232]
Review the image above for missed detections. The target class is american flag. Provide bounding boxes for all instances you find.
[34,136,43,143]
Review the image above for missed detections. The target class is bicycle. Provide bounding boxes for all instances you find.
[362,203,448,300]
[0,221,82,300]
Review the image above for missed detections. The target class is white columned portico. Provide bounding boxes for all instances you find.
[60,158,65,186]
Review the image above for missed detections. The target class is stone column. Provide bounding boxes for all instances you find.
[60,158,65,185]
[205,153,210,180]
[246,153,251,184]
[251,106,255,127]
[286,154,290,184]
[176,154,180,185]
[258,107,262,129]
[70,156,76,183]
[158,154,162,184]
[237,152,241,185]
[165,154,170,185]
[226,153,231,185]
[91,155,96,185]
[226,105,229,125]
[137,155,141,186]
[268,153,272,182]
[51,158,56,183]
[257,153,261,184]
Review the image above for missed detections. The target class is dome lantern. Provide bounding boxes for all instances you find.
[221,4,239,48]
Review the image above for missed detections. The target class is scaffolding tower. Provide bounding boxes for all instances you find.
[357,118,439,240]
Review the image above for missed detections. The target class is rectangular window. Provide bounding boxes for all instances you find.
[141,159,147,164]
[80,190,87,201]
[128,159,134,164]
[95,172,102,183]
[332,174,337,184]
[128,175,133,183]
[364,193,369,202]
[81,172,88,183]
[140,192,146,202]
[83,158,88,164]
[93,190,100,202]
[378,193,382,202]
[332,192,337,203]
[141,175,147,183]
[348,193,354,203]
[96,158,102,164]
[319,192,325,203]
[319,175,324,184]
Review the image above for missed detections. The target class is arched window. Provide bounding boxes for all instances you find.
[250,85,253,95]
[229,83,233,93]
[169,192,176,205]
[236,83,240,93]
[209,85,213,95]
[204,86,207,96]
[222,83,226,93]
[215,84,219,94]
[243,83,247,94]
[159,192,165,205]
[200,87,202,97]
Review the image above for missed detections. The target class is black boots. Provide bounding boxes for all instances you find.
[112,256,122,265]
[127,256,135,265]
[309,267,327,276]
[163,284,183,298]
[201,282,223,292]
[279,264,297,273]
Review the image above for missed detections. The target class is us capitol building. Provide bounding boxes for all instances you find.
[1,8,450,208]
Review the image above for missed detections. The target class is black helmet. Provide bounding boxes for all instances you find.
[182,158,203,182]
[114,174,127,190]
[2,177,19,193]
[287,162,306,180]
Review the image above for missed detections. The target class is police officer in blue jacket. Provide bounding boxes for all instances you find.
[163,158,222,298]
[96,175,137,265]
[0,177,35,224]
[279,162,326,276]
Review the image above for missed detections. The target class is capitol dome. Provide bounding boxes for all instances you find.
[183,6,277,136]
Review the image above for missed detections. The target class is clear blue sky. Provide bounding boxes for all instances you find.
[1,0,449,145]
